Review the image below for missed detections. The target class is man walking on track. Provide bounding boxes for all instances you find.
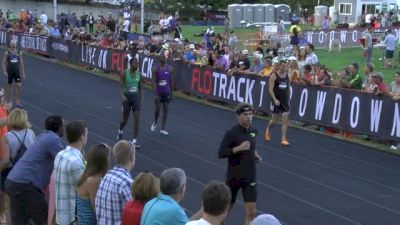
[150,55,173,135]
[218,103,262,225]
[117,58,143,149]
[2,39,25,108]
[265,59,291,146]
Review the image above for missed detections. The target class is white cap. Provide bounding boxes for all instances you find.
[189,44,195,49]
[242,49,249,55]
[288,56,297,61]
[252,214,282,225]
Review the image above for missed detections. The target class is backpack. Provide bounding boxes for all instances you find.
[9,129,28,165]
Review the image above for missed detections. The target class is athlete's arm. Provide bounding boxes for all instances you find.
[152,66,157,88]
[139,77,143,104]
[19,51,25,79]
[2,51,8,77]
[119,73,127,101]
[170,66,174,91]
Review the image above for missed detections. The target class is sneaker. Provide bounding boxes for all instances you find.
[131,139,141,149]
[117,130,123,140]
[151,122,157,131]
[390,145,398,150]
[281,139,290,146]
[264,130,270,142]
[160,130,169,135]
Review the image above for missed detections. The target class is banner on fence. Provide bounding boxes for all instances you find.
[2,31,399,141]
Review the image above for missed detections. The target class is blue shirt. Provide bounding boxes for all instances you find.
[7,131,65,190]
[184,51,196,62]
[385,34,396,51]
[141,194,188,225]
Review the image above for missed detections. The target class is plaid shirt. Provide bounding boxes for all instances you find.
[54,146,85,225]
[96,166,133,225]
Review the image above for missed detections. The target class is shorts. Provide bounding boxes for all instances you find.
[386,50,394,59]
[120,31,128,40]
[8,70,21,84]
[156,93,171,103]
[226,179,257,203]
[271,102,290,114]
[122,94,141,113]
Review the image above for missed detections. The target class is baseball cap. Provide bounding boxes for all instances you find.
[189,44,195,49]
[372,72,384,79]
[252,214,282,225]
[288,56,297,61]
[242,49,249,55]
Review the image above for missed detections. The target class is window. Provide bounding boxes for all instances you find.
[339,3,352,15]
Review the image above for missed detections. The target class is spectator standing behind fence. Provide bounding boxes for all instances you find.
[88,13,94,33]
[340,62,363,90]
[305,44,318,66]
[362,63,374,91]
[54,120,87,225]
[363,26,373,64]
[5,115,65,225]
[77,143,111,225]
[390,72,400,100]
[229,31,237,52]
[141,168,192,225]
[384,29,396,69]
[96,140,135,225]
[122,172,160,225]
[365,72,389,95]
[186,181,231,225]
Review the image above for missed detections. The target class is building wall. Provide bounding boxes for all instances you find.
[334,0,358,24]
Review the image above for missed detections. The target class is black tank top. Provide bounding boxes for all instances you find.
[7,50,20,72]
[273,71,290,102]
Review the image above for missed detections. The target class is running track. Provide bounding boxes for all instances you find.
[5,52,400,225]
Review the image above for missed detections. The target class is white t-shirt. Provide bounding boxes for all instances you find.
[123,20,130,32]
[186,219,212,225]
[40,13,48,25]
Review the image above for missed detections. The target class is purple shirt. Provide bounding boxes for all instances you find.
[215,56,228,71]
[155,65,171,95]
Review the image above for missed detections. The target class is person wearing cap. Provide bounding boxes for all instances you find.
[384,29,396,69]
[366,72,389,95]
[265,59,291,146]
[2,39,25,108]
[238,50,251,71]
[117,58,143,149]
[150,55,173,135]
[184,44,197,63]
[218,103,262,225]
[252,214,281,225]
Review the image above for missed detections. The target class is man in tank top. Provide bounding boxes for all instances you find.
[265,59,291,146]
[2,39,25,108]
[150,55,173,135]
[117,58,143,149]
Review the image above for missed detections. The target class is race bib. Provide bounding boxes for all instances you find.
[278,82,288,89]
[10,59,18,63]
[159,80,167,86]
[128,87,137,93]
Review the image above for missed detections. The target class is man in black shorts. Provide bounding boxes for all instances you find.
[218,103,262,225]
[150,55,173,135]
[265,59,291,146]
[117,58,143,148]
[2,39,25,108]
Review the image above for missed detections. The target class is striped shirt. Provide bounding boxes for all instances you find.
[96,166,133,225]
[54,146,85,225]
[77,195,96,225]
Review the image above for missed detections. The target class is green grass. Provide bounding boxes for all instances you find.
[181,25,398,83]
[317,47,398,84]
